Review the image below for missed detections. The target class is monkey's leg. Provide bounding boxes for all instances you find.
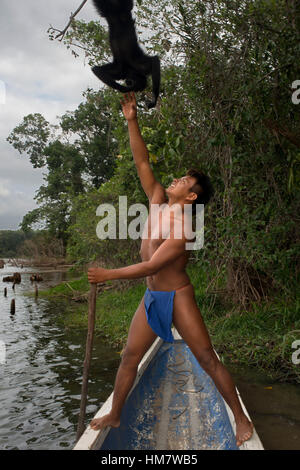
[147,56,161,109]
[92,63,133,93]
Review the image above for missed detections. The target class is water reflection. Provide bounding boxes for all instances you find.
[0,262,120,450]
[227,363,300,450]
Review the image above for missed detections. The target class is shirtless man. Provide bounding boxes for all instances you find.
[87,92,253,447]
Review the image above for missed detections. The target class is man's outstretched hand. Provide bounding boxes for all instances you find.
[121,92,137,121]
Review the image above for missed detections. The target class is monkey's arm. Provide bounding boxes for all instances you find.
[147,56,161,109]
[92,65,133,92]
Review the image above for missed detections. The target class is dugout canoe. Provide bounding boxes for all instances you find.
[73,329,264,450]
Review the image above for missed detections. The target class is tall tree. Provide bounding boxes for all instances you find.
[60,0,300,303]
[7,89,118,244]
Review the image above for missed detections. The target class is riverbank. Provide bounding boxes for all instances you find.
[0,257,74,269]
[37,264,300,384]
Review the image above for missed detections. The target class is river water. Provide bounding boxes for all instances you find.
[0,261,120,450]
[0,261,299,450]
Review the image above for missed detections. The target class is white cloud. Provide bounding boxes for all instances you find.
[0,176,40,230]
[0,180,11,198]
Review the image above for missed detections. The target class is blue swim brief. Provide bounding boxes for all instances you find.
[144,287,175,343]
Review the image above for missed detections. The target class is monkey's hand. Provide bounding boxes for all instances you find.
[121,92,137,121]
[146,100,156,109]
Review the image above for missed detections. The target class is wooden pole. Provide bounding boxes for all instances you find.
[10,299,15,315]
[76,283,97,442]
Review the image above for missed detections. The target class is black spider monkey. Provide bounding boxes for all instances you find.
[91,0,160,109]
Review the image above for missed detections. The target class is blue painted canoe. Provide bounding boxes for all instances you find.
[74,331,263,450]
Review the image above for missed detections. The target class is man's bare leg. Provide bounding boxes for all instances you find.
[172,284,253,447]
[90,295,157,430]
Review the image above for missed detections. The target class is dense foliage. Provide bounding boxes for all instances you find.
[0,229,64,260]
[0,230,27,257]
[7,0,300,308]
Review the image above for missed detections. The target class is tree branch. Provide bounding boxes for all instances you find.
[48,0,89,41]
[264,119,300,148]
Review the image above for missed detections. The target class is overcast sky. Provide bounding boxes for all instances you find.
[0,0,101,230]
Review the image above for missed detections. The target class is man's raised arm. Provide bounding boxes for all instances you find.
[121,92,164,201]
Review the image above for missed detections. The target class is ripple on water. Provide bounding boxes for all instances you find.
[0,267,120,450]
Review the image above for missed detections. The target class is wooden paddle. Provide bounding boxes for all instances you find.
[76,282,97,442]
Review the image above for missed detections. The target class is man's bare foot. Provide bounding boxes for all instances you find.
[90,413,120,431]
[235,416,254,446]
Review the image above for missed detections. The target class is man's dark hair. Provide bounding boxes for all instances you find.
[186,168,214,215]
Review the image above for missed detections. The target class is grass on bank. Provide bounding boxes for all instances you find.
[39,264,300,383]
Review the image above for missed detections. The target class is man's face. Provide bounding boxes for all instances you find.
[166,175,198,201]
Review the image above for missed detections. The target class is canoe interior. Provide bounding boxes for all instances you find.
[99,339,239,450]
